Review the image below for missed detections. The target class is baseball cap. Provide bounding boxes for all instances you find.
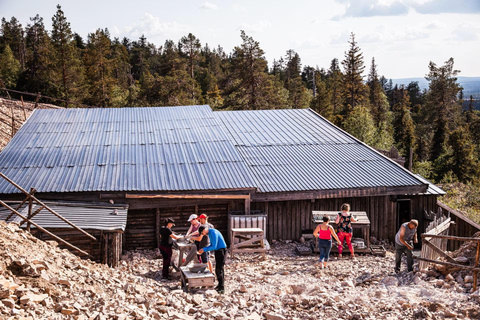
[198,214,207,219]
[165,218,175,226]
[188,214,198,222]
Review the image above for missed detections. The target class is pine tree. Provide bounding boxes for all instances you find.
[326,58,343,121]
[425,58,462,161]
[224,31,274,110]
[447,128,480,183]
[342,105,376,146]
[341,33,367,117]
[310,76,334,121]
[0,45,21,88]
[0,17,26,70]
[84,29,114,107]
[23,14,55,95]
[367,57,388,125]
[51,5,86,105]
[392,89,416,167]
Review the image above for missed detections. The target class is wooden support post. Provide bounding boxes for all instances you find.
[9,100,15,137]
[34,92,41,109]
[0,200,92,257]
[474,242,480,292]
[156,208,161,248]
[4,193,35,222]
[0,172,97,241]
[26,187,34,232]
[245,198,251,215]
[21,96,27,120]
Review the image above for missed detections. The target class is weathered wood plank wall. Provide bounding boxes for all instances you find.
[30,229,122,266]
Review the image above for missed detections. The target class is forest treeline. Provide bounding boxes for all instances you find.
[0,5,479,186]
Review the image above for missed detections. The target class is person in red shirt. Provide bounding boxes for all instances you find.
[314,216,342,268]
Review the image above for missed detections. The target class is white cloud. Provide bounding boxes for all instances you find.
[411,0,480,14]
[450,23,479,41]
[200,2,217,10]
[333,0,480,20]
[238,20,272,33]
[332,0,409,20]
[112,13,190,41]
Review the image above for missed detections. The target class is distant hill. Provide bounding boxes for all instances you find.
[392,76,480,110]
[392,77,480,96]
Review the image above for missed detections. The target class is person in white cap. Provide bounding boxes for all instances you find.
[186,214,200,238]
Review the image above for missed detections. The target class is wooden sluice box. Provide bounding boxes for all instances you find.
[311,211,371,254]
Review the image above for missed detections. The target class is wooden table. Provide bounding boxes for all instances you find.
[180,266,215,292]
[172,241,198,271]
[230,228,266,258]
[311,211,371,254]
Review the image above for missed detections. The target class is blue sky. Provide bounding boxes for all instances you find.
[1,0,479,78]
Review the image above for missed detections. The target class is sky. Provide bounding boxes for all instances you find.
[1,0,480,78]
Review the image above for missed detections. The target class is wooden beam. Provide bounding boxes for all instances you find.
[437,201,480,231]
[0,200,93,257]
[126,194,250,200]
[420,233,480,242]
[0,172,97,241]
[416,257,480,272]
[422,239,456,264]
[251,185,429,202]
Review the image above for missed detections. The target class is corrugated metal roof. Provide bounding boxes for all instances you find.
[413,174,446,195]
[0,105,256,193]
[1,203,128,231]
[215,109,427,193]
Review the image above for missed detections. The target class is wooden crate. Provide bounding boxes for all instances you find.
[180,266,215,292]
[370,245,386,257]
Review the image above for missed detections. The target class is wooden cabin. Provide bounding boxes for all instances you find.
[0,105,448,263]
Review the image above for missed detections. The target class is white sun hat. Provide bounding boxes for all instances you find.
[187,214,198,222]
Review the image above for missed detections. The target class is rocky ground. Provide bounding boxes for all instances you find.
[0,221,479,320]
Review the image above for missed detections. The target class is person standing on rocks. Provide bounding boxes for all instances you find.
[190,214,214,272]
[159,218,181,280]
[335,203,357,259]
[314,216,342,268]
[394,219,418,273]
[197,225,227,293]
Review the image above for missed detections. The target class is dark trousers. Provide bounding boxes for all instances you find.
[395,242,413,272]
[159,245,173,278]
[214,248,226,289]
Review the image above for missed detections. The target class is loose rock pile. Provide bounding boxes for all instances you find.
[0,221,479,319]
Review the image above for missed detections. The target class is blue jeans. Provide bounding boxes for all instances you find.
[318,239,332,262]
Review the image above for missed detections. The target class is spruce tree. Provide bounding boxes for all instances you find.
[392,89,416,167]
[0,17,26,70]
[341,33,367,117]
[51,5,85,105]
[425,58,462,161]
[0,45,21,88]
[367,57,388,125]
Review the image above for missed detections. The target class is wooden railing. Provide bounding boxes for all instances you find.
[418,216,480,292]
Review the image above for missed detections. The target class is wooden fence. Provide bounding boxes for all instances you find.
[418,215,480,292]
[419,215,452,270]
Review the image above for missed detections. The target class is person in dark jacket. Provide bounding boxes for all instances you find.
[197,225,227,293]
[158,218,181,280]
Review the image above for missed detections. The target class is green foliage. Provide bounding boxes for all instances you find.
[311,77,334,121]
[392,89,416,166]
[341,33,368,117]
[440,183,480,224]
[342,105,376,145]
[413,161,434,181]
[425,58,463,161]
[0,45,20,87]
[447,128,480,183]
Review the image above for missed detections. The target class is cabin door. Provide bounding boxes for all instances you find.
[396,199,411,231]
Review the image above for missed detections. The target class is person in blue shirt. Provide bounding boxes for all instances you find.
[197,225,227,293]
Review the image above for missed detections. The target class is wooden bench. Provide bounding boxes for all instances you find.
[230,228,266,258]
[180,266,215,292]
